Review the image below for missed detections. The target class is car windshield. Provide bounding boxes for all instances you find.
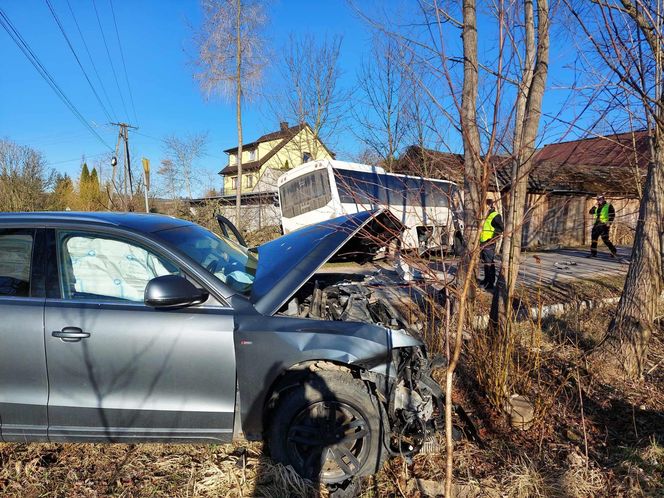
[156,224,258,294]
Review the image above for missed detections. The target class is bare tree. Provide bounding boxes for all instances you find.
[277,33,346,151]
[489,0,550,399]
[194,0,266,228]
[354,35,409,170]
[456,0,488,305]
[0,139,53,212]
[162,133,208,199]
[158,159,183,200]
[568,0,664,378]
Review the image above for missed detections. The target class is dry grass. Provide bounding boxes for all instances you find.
[0,442,321,497]
[558,451,606,498]
[501,456,558,498]
[614,438,664,497]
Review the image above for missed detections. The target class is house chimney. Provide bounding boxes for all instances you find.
[280,121,289,131]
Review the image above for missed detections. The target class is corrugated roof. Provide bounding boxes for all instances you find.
[394,131,651,196]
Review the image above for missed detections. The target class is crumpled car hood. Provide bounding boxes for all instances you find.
[251,210,392,316]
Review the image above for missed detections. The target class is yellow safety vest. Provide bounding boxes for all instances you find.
[594,203,610,224]
[480,211,499,243]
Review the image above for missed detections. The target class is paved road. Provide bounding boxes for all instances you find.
[514,246,630,286]
[319,246,631,287]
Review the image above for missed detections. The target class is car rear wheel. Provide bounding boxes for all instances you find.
[267,371,387,485]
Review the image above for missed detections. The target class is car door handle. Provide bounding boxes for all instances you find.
[52,327,90,342]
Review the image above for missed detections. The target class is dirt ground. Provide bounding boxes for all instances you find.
[1,276,663,497]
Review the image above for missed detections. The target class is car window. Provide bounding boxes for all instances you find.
[0,229,34,298]
[156,224,257,295]
[58,232,179,302]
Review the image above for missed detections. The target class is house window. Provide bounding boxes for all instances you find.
[245,175,255,188]
[230,154,237,165]
[303,152,312,163]
[249,149,256,161]
[231,176,238,190]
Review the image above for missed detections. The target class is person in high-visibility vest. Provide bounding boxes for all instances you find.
[587,194,617,258]
[479,198,503,290]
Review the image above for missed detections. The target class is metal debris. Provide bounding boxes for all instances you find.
[293,278,414,331]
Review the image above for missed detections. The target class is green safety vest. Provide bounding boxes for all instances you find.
[595,203,611,224]
[480,211,499,243]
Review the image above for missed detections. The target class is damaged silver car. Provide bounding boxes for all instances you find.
[0,209,451,491]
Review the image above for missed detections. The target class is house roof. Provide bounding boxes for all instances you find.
[219,122,335,176]
[394,146,519,189]
[394,131,651,196]
[219,160,262,175]
[529,130,650,195]
[222,123,309,154]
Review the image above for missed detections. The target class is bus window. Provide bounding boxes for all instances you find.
[280,169,332,218]
[406,178,426,207]
[426,181,451,208]
[334,169,384,205]
[384,175,406,206]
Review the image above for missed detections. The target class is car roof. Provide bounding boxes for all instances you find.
[0,211,194,233]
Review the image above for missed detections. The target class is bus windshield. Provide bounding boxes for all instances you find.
[279,169,332,219]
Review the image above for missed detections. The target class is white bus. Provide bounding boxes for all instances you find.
[277,159,463,252]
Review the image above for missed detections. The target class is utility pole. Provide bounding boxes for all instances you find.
[110,122,137,210]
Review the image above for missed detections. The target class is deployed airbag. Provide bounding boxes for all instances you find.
[64,235,176,301]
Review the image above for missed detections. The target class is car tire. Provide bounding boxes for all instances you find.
[267,371,388,485]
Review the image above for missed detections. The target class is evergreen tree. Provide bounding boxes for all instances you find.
[89,168,101,200]
[80,163,90,185]
[79,163,94,210]
[50,174,75,210]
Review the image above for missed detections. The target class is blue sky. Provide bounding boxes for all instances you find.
[0,0,374,190]
[0,1,612,195]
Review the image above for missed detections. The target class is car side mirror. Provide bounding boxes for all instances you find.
[144,275,209,309]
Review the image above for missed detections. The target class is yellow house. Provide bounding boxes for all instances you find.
[219,122,334,194]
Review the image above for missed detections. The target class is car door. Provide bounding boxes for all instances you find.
[44,228,236,443]
[0,227,48,442]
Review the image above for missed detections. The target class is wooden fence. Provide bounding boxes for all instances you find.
[520,193,640,249]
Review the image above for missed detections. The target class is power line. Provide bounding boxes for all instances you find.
[91,0,129,120]
[108,0,138,125]
[65,0,118,122]
[44,0,114,123]
[49,151,110,166]
[0,8,112,150]
[133,130,165,143]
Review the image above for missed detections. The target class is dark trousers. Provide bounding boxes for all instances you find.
[591,223,617,256]
[480,243,496,286]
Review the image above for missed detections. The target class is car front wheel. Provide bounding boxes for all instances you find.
[267,370,387,485]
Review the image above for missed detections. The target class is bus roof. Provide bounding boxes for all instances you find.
[277,159,459,187]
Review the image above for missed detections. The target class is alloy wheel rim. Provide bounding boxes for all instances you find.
[286,400,371,483]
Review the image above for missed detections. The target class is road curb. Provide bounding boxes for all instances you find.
[472,296,621,330]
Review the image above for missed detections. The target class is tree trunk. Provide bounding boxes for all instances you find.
[235,0,243,231]
[457,0,484,306]
[593,136,663,378]
[446,3,487,496]
[487,0,549,407]
[492,0,536,331]
[494,0,548,313]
